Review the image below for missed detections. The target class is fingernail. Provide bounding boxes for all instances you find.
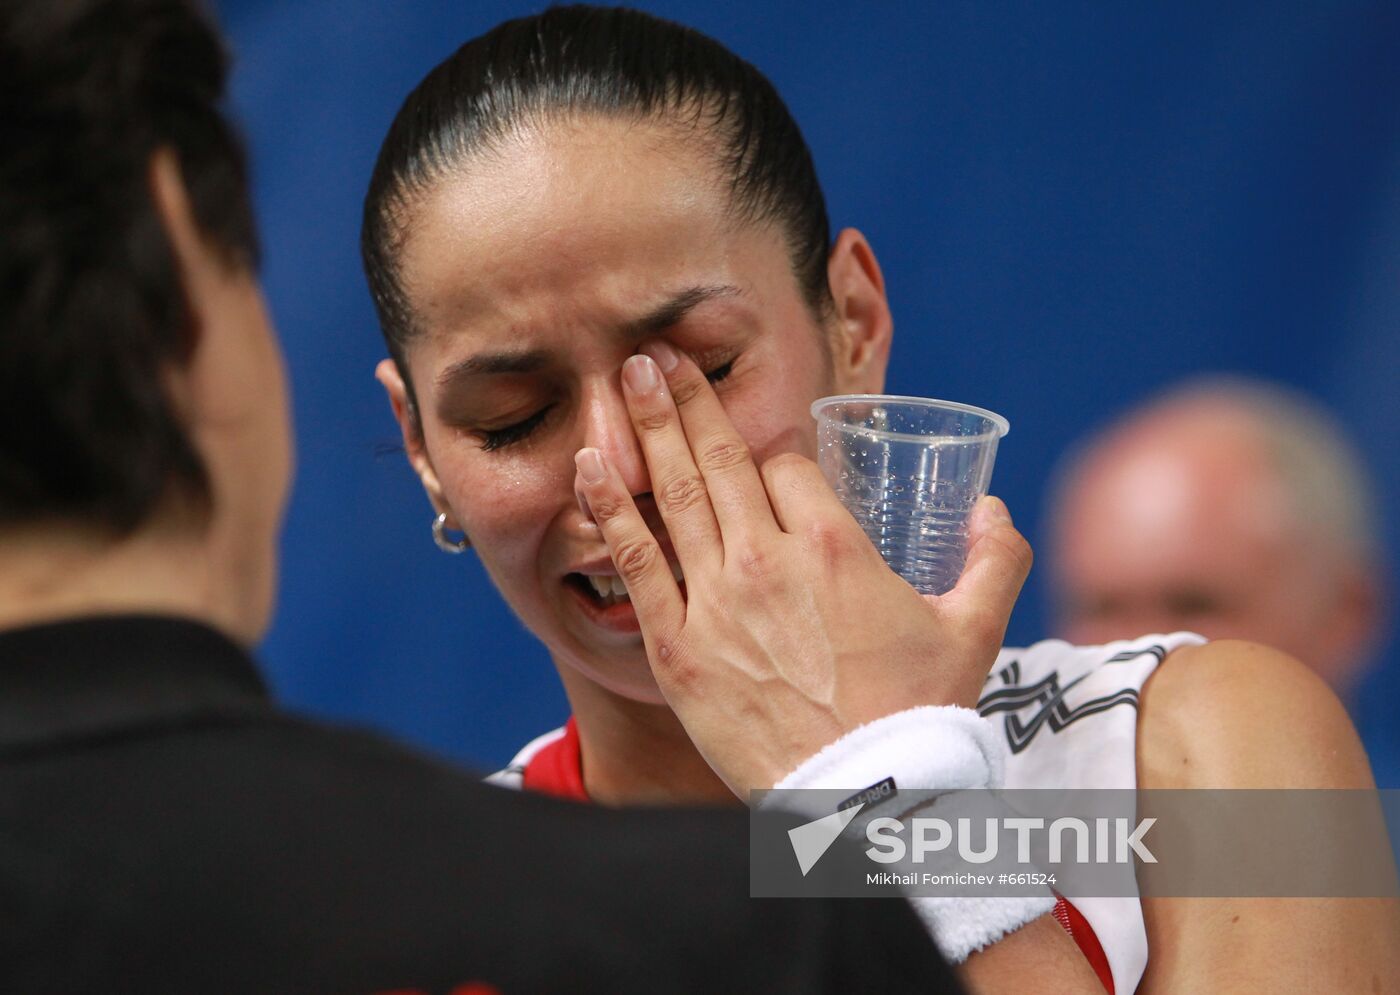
[981,495,1011,523]
[576,447,607,484]
[623,354,661,393]
[644,340,680,372]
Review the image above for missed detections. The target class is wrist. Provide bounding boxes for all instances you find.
[760,705,1003,800]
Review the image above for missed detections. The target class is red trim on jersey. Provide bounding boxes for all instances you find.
[1054,896,1114,993]
[521,717,588,801]
[521,719,1113,990]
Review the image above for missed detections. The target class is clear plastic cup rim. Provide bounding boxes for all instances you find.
[810,394,1011,444]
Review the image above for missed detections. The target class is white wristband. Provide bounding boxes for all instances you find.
[911,891,1058,964]
[757,706,1054,964]
[759,705,1003,802]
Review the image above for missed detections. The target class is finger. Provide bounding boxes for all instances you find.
[575,447,686,644]
[619,353,723,575]
[940,496,1033,635]
[640,341,775,546]
[758,451,856,536]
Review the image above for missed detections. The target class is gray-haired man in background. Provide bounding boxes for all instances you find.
[1046,375,1389,754]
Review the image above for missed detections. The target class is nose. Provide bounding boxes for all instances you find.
[573,376,651,518]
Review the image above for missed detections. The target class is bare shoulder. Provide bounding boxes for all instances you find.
[1135,642,1399,995]
[1137,639,1374,790]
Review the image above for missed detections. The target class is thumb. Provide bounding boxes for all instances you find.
[942,496,1033,619]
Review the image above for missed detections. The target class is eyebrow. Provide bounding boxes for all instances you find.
[436,349,550,384]
[435,284,742,387]
[620,284,742,339]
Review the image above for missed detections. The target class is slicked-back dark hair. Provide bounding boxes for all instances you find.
[0,0,258,533]
[361,4,832,413]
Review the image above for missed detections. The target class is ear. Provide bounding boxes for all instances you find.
[149,147,221,320]
[375,358,460,527]
[148,147,223,413]
[1327,561,1388,686]
[147,146,287,464]
[825,227,893,395]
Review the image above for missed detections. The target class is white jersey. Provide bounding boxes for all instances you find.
[486,725,569,791]
[975,632,1205,993]
[493,631,1207,994]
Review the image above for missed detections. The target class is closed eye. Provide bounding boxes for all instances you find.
[704,360,734,384]
[479,404,554,451]
[478,361,728,452]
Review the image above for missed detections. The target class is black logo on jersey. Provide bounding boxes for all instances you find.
[976,644,1168,754]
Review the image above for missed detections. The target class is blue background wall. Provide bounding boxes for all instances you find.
[211,0,1400,780]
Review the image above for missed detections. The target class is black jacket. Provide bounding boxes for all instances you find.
[0,615,958,994]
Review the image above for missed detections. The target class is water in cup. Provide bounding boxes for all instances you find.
[812,395,1009,596]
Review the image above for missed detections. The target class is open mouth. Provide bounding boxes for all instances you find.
[565,561,685,609]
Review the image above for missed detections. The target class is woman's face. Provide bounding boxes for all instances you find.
[383,116,888,702]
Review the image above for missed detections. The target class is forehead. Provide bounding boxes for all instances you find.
[395,116,784,342]
[1055,415,1301,583]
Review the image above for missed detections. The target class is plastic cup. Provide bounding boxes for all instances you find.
[810,394,1010,596]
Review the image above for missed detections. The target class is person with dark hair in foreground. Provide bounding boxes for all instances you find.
[0,2,964,992]
[364,6,1399,993]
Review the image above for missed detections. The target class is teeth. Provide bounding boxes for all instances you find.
[584,574,631,605]
[582,562,684,605]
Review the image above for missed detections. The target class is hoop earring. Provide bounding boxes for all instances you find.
[432,512,470,554]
